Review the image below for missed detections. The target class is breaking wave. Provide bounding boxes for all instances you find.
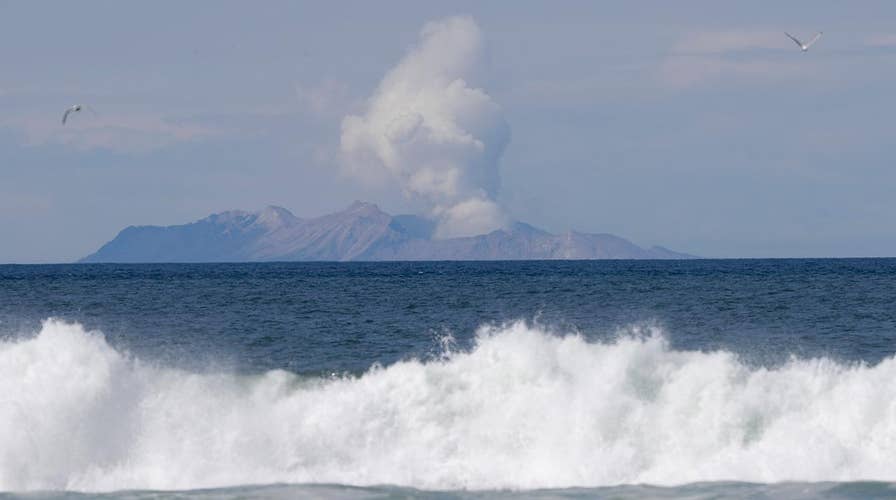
[2,319,896,492]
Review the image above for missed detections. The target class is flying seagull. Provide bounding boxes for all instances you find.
[62,104,93,125]
[785,32,822,52]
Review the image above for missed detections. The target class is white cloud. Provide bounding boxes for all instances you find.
[7,113,220,153]
[340,15,510,238]
[672,30,786,54]
[435,196,506,239]
[865,33,896,47]
[661,30,817,89]
[659,55,814,89]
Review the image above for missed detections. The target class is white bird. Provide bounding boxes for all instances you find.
[62,104,93,125]
[785,31,822,52]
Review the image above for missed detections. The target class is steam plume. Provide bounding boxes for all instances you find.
[341,16,510,238]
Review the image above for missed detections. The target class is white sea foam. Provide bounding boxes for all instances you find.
[2,319,896,492]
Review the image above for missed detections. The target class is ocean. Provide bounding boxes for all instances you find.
[2,260,896,499]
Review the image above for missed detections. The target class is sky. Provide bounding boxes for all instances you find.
[2,1,896,262]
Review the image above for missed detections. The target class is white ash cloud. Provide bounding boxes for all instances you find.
[340,16,510,238]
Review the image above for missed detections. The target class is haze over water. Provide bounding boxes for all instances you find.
[2,260,896,498]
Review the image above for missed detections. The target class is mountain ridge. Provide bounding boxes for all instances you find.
[80,202,697,262]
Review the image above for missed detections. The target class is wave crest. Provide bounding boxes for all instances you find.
[2,319,896,492]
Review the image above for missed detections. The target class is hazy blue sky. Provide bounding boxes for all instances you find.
[3,1,896,262]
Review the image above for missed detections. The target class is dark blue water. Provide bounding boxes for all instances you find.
[4,259,896,498]
[2,259,895,373]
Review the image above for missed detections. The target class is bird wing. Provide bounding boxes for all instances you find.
[804,32,822,49]
[784,32,804,48]
[62,108,73,125]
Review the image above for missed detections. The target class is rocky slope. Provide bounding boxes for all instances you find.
[80,202,696,262]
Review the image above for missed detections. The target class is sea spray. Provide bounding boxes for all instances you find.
[2,319,896,492]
